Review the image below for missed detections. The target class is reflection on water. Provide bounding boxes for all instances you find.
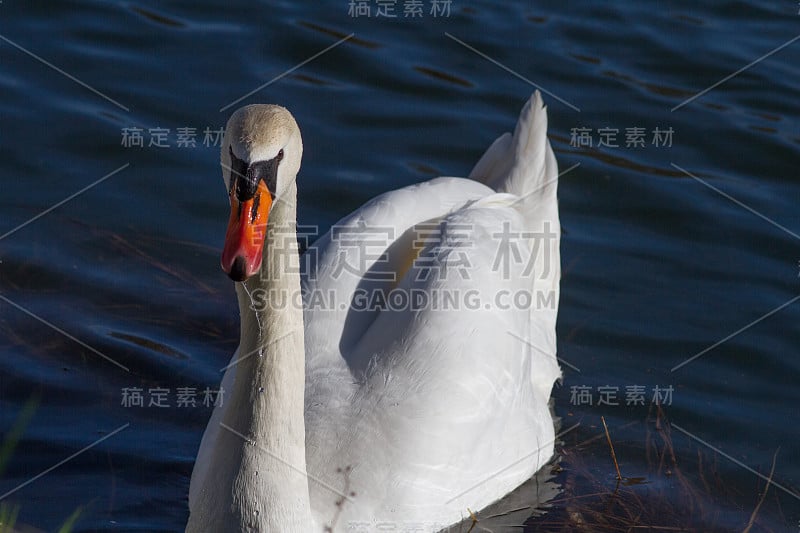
[0,0,798,531]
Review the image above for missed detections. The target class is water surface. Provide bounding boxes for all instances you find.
[0,1,798,531]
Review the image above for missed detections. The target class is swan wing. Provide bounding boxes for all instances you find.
[303,92,561,527]
[305,194,561,527]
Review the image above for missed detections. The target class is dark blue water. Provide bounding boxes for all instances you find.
[1,1,798,531]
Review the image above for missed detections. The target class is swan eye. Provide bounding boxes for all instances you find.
[277,149,284,161]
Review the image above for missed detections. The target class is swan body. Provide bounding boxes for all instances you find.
[187,92,561,532]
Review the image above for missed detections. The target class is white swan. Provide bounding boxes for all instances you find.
[187,91,562,532]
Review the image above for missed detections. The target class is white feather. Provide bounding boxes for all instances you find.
[188,91,562,532]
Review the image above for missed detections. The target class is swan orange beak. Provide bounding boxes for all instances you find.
[221,180,272,282]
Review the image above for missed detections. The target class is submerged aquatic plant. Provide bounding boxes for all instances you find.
[0,397,82,533]
[526,405,791,532]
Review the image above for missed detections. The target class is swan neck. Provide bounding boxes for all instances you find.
[229,182,313,530]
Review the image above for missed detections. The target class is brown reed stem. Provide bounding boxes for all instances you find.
[601,416,623,480]
[742,449,779,533]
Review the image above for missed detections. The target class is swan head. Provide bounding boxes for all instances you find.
[219,104,303,282]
